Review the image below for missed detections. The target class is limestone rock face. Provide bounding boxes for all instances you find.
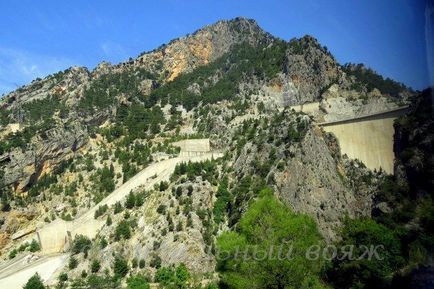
[231,122,375,241]
[117,17,272,82]
[3,67,90,115]
[1,122,88,192]
[274,129,358,240]
[283,36,340,104]
[319,84,401,122]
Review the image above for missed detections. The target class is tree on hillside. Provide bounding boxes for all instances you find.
[23,273,45,289]
[326,218,404,289]
[216,188,329,289]
[126,274,150,289]
[113,256,129,278]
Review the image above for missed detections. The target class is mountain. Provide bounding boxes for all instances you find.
[0,17,431,289]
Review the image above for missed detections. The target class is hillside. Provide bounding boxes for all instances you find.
[0,17,431,289]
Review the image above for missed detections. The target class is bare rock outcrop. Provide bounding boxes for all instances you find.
[1,122,88,192]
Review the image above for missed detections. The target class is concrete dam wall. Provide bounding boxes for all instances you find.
[287,102,408,174]
[319,108,408,174]
[321,117,396,174]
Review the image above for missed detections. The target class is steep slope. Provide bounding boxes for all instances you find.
[0,17,418,289]
[0,18,271,193]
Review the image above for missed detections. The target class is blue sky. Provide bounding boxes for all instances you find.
[0,0,431,95]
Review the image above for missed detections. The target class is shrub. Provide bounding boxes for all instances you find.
[159,181,169,191]
[114,202,123,214]
[139,259,146,269]
[115,220,131,240]
[71,235,92,255]
[86,274,120,289]
[135,192,146,207]
[29,239,41,252]
[175,263,190,285]
[156,205,166,214]
[131,258,138,268]
[94,204,108,219]
[9,249,17,259]
[327,218,404,289]
[100,238,108,249]
[91,260,101,273]
[213,179,231,224]
[23,273,45,289]
[154,264,190,288]
[154,266,175,284]
[125,191,136,209]
[113,256,129,278]
[59,272,68,282]
[127,274,150,289]
[69,257,78,269]
[150,255,162,269]
[176,220,183,232]
[106,215,112,226]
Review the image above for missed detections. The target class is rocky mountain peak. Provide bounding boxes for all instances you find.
[114,17,273,82]
[200,17,263,36]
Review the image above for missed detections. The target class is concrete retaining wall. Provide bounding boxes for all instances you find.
[172,139,210,153]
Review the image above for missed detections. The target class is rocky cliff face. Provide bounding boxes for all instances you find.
[219,110,377,241]
[133,17,272,81]
[2,122,88,192]
[283,36,340,104]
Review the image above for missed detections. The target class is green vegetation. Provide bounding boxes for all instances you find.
[213,177,231,224]
[113,256,129,278]
[9,249,17,259]
[114,201,123,214]
[147,41,288,110]
[172,160,218,183]
[159,181,169,191]
[0,126,34,154]
[0,108,9,126]
[90,165,115,202]
[125,191,136,209]
[29,239,41,252]
[343,63,408,97]
[154,264,190,289]
[69,256,78,269]
[23,273,45,289]
[94,204,108,219]
[126,274,150,289]
[27,160,73,198]
[78,68,155,112]
[115,220,131,240]
[139,259,146,269]
[91,260,101,273]
[71,235,92,255]
[12,239,40,255]
[59,272,68,282]
[69,274,120,289]
[326,218,404,289]
[115,104,165,140]
[217,189,327,289]
[0,97,72,154]
[21,95,68,122]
